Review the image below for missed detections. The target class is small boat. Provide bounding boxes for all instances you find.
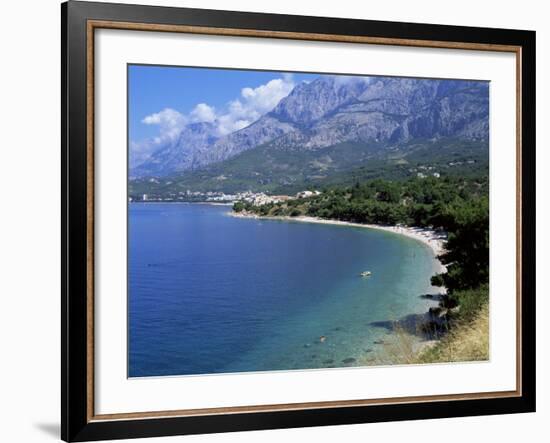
[360,271,372,277]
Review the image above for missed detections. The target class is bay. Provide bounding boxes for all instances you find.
[128,203,439,377]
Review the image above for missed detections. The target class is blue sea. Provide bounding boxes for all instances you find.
[128,203,439,377]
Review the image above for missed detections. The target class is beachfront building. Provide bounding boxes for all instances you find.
[236,192,294,206]
[296,190,321,199]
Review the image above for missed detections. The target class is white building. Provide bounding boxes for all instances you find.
[296,190,321,199]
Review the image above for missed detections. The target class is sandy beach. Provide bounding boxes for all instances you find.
[231,212,447,271]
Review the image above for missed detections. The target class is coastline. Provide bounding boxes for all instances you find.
[230,211,447,270]
[230,209,449,365]
[130,201,234,206]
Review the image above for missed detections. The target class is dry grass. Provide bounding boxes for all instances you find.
[368,302,489,366]
[415,302,489,364]
[371,325,430,366]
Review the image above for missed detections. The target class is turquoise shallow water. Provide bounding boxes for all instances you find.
[128,203,439,377]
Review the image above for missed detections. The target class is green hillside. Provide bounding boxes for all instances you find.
[129,137,488,198]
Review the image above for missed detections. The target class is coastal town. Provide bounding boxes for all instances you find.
[129,162,460,203]
[127,155,480,204]
[131,189,322,205]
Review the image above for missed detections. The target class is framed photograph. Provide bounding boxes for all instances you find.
[62,1,536,441]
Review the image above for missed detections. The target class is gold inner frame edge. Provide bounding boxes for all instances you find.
[85,19,523,422]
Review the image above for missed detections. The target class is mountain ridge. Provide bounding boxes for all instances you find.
[130,75,489,181]
[129,137,488,198]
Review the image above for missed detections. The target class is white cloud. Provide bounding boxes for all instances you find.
[131,74,296,161]
[215,76,295,135]
[190,103,216,123]
[129,108,188,167]
[142,107,186,127]
[332,75,372,87]
[142,107,188,140]
[282,73,294,83]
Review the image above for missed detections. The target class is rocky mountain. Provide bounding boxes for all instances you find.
[269,76,370,125]
[268,77,488,150]
[201,116,296,166]
[130,75,488,179]
[131,121,219,178]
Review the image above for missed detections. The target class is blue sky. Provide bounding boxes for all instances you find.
[129,65,319,157]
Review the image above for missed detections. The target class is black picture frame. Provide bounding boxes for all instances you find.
[62,1,536,441]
